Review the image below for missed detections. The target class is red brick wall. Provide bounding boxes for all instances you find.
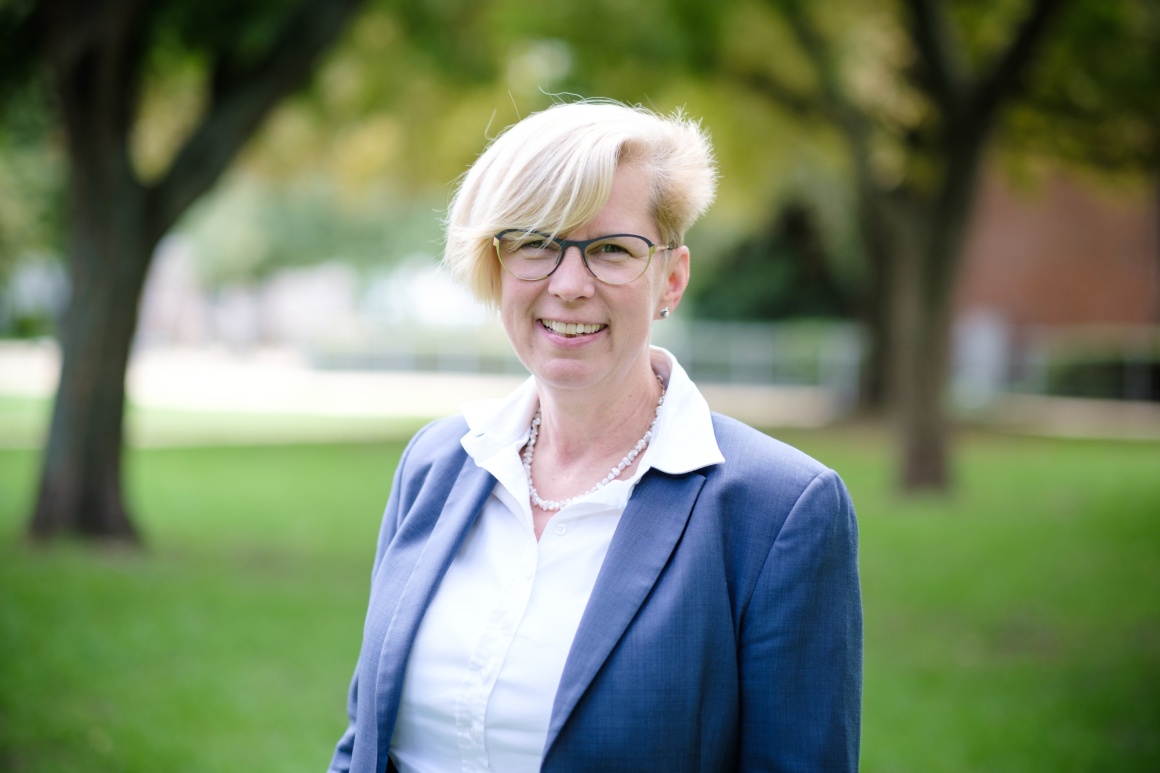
[954,169,1159,328]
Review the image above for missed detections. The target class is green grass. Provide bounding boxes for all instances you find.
[781,427,1160,771]
[0,441,401,772]
[2,423,1159,771]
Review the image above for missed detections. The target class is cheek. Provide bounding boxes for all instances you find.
[499,279,528,316]
[500,298,525,335]
[499,283,543,344]
[642,270,669,308]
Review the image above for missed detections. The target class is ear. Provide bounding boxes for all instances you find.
[657,245,690,319]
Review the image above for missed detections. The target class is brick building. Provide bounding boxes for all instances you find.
[953,168,1159,401]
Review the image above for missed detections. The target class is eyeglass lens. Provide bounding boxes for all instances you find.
[495,232,653,284]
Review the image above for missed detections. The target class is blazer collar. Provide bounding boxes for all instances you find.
[543,468,708,756]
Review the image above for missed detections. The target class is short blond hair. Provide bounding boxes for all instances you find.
[443,99,718,307]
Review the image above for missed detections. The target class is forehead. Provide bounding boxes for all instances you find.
[571,164,656,238]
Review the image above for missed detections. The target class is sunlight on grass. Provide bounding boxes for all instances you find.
[0,395,427,450]
[1,426,1158,771]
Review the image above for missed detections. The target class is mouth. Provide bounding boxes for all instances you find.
[540,319,607,338]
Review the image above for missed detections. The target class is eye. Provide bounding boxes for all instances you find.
[588,240,635,259]
[501,232,558,257]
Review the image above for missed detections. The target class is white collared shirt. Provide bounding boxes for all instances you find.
[389,348,724,773]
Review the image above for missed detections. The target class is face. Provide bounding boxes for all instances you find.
[499,163,690,397]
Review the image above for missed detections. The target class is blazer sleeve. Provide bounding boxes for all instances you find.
[737,467,862,772]
[327,424,434,773]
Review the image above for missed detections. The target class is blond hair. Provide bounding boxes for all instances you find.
[443,99,718,307]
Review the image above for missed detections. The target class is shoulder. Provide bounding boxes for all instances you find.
[701,412,853,546]
[373,414,474,554]
[696,415,857,620]
[405,414,470,461]
[390,415,471,494]
[708,412,831,490]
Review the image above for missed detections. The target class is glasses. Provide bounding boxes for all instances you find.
[493,229,674,285]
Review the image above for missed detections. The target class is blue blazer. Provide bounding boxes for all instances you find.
[329,412,861,772]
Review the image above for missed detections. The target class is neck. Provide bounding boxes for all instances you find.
[534,363,663,464]
[524,365,666,514]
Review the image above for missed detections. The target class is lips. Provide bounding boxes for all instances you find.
[540,319,607,337]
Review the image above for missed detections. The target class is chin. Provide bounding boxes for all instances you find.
[532,359,606,389]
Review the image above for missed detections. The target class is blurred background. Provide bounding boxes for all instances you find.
[1,0,1158,770]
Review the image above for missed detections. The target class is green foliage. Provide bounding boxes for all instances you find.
[0,0,40,105]
[1007,0,1160,171]
[150,0,304,68]
[689,201,855,320]
[4,0,1153,300]
[0,0,854,292]
[1,427,1159,770]
[0,127,63,276]
[178,175,445,285]
[393,0,497,81]
[1044,357,1160,402]
[0,4,63,278]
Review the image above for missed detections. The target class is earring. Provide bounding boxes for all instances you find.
[659,307,671,319]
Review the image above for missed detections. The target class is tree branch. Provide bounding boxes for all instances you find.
[970,0,1069,123]
[766,0,874,148]
[724,65,828,121]
[762,0,882,196]
[41,0,152,203]
[775,0,843,106]
[151,0,367,238]
[0,0,44,102]
[904,0,968,114]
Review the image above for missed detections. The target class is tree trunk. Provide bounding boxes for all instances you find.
[29,0,152,541]
[27,0,366,542]
[30,183,154,541]
[893,243,956,491]
[854,191,899,415]
[892,126,988,491]
[888,0,1067,492]
[882,194,953,491]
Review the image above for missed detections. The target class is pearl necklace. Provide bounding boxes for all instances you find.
[523,375,666,512]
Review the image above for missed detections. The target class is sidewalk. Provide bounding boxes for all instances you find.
[0,341,845,447]
[973,392,1160,441]
[4,341,1159,446]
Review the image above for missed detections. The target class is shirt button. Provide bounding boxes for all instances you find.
[554,523,567,536]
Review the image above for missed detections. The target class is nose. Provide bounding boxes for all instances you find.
[547,245,596,299]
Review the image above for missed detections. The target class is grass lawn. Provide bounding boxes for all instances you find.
[2,417,1159,771]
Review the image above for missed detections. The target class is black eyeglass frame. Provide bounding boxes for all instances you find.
[493,229,676,285]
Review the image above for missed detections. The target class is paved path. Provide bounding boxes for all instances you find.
[4,341,1159,446]
[0,342,845,446]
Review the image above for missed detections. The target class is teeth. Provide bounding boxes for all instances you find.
[543,320,605,336]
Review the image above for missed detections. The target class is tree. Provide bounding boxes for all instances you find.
[688,201,854,321]
[725,0,1068,490]
[1006,0,1159,172]
[1,0,366,541]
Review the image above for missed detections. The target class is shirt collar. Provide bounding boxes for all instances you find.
[460,346,724,478]
[642,347,725,474]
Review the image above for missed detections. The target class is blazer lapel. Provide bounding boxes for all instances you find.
[372,460,495,765]
[544,469,707,753]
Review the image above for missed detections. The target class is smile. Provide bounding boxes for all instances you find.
[541,319,607,337]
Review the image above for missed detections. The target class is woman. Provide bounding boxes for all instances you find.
[329,100,861,772]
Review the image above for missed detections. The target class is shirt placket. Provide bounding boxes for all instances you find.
[454,536,538,771]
